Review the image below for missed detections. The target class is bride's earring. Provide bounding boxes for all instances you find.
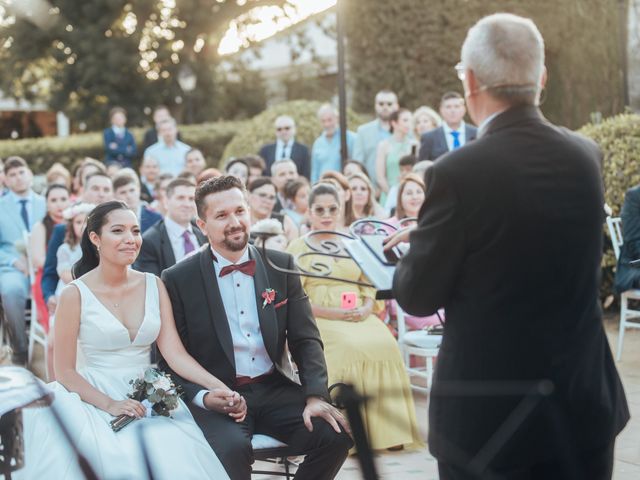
[97,245,101,254]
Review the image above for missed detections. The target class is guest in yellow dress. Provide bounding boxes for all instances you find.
[287,182,423,451]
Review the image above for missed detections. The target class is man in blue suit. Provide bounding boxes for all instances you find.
[0,157,46,365]
[259,115,311,180]
[419,91,477,161]
[103,106,137,168]
[113,170,162,233]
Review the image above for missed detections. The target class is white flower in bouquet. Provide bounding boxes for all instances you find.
[153,375,171,392]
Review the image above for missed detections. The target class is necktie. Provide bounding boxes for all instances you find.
[182,230,195,255]
[19,199,30,231]
[219,259,256,278]
[281,142,288,159]
[451,131,461,149]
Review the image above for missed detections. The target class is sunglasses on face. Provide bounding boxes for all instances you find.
[312,205,340,217]
[254,192,276,201]
[276,126,292,132]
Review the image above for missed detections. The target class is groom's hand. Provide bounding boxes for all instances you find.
[303,397,351,435]
[204,389,247,422]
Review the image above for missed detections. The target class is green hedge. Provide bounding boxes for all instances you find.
[222,100,366,161]
[0,121,243,173]
[580,114,640,303]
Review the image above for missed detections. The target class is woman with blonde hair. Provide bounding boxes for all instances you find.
[348,172,386,221]
[413,105,442,138]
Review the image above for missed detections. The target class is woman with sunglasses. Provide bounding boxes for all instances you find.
[287,183,422,452]
[247,177,298,243]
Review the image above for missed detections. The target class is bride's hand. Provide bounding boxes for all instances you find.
[106,398,147,418]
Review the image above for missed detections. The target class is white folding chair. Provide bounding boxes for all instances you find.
[251,434,298,479]
[395,302,441,392]
[23,231,48,372]
[606,216,640,361]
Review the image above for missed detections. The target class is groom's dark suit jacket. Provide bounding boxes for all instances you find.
[394,105,629,471]
[160,244,329,402]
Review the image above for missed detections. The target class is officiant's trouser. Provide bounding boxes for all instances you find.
[189,373,353,480]
[438,440,615,480]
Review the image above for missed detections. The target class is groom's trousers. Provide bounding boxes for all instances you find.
[189,373,353,480]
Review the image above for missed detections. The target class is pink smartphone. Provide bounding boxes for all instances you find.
[341,292,357,310]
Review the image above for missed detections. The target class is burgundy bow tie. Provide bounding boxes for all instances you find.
[219,259,256,278]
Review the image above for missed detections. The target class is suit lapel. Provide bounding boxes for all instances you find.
[439,127,449,153]
[249,245,278,362]
[199,248,236,370]
[159,223,176,268]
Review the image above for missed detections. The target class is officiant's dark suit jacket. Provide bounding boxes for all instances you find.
[418,123,477,161]
[134,219,207,277]
[160,244,329,402]
[393,105,629,471]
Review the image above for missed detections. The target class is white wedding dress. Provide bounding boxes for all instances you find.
[17,273,229,479]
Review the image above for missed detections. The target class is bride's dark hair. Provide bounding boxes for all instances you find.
[72,201,131,279]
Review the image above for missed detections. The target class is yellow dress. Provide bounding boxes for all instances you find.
[288,237,423,450]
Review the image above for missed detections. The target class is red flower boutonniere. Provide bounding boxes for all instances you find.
[261,288,276,308]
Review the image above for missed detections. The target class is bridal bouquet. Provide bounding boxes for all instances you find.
[110,367,183,432]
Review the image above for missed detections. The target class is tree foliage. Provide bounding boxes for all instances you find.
[0,0,290,129]
[345,0,626,129]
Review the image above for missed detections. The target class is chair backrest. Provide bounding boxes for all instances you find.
[395,301,408,341]
[606,216,623,260]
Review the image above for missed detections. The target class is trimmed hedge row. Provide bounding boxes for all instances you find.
[0,121,243,173]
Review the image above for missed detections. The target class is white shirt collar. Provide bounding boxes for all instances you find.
[164,216,192,241]
[8,190,31,202]
[210,246,249,268]
[442,121,465,135]
[277,138,295,148]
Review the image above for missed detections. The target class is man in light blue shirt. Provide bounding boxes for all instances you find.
[311,104,355,183]
[143,118,191,176]
[352,90,398,187]
[0,157,46,365]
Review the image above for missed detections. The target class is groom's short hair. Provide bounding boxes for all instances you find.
[195,174,246,219]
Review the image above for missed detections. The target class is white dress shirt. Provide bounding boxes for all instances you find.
[193,247,274,409]
[443,121,467,151]
[8,190,34,229]
[164,216,198,263]
[275,138,294,161]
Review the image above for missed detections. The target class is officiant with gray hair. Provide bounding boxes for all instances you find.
[387,13,628,480]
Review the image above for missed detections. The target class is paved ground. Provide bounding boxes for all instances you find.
[10,315,640,479]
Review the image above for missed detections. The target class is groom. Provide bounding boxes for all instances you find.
[160,175,353,479]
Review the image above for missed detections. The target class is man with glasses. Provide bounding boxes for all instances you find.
[259,115,311,180]
[387,13,628,480]
[353,89,398,188]
[419,91,477,161]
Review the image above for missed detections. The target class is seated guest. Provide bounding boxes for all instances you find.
[244,154,266,186]
[384,154,418,213]
[71,158,106,201]
[342,159,369,179]
[134,178,206,277]
[45,163,72,190]
[196,168,222,185]
[29,184,70,270]
[55,203,93,295]
[142,105,182,151]
[224,158,249,186]
[112,170,162,233]
[419,91,477,161]
[139,155,160,203]
[282,177,310,229]
[0,159,6,196]
[144,118,191,176]
[287,183,422,451]
[248,177,298,243]
[270,158,299,212]
[615,184,640,293]
[413,105,442,138]
[185,148,207,178]
[348,172,387,221]
[0,156,46,365]
[320,171,356,229]
[103,106,137,168]
[150,173,175,216]
[311,104,355,183]
[252,217,289,251]
[41,172,114,315]
[259,115,311,179]
[177,170,197,184]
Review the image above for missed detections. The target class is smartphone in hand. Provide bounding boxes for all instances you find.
[341,292,357,310]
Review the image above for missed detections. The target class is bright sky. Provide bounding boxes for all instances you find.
[218,0,336,55]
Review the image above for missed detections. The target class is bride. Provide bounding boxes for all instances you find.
[19,201,241,479]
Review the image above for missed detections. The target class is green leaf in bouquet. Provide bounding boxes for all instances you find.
[144,368,160,383]
[148,392,160,404]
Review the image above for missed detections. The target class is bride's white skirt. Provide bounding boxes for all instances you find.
[16,366,229,480]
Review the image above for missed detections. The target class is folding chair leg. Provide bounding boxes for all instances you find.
[616,296,627,362]
[426,357,434,389]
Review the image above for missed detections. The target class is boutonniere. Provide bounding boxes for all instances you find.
[261,288,276,308]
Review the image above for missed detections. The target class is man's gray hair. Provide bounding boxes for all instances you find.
[275,115,295,127]
[270,158,297,175]
[317,103,338,118]
[461,13,545,105]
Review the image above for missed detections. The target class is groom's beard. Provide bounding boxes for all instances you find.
[223,226,249,251]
